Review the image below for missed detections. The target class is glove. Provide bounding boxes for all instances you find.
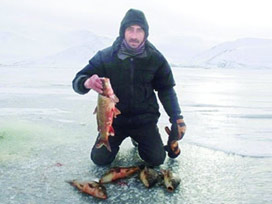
[164,126,181,158]
[168,118,186,141]
[84,74,103,94]
[164,117,186,158]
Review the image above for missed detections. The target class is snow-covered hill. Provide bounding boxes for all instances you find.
[18,40,112,68]
[15,34,209,68]
[153,35,210,64]
[2,29,272,69]
[7,30,112,67]
[55,30,112,49]
[0,32,46,64]
[190,38,272,69]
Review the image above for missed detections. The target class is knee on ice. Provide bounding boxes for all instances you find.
[90,152,114,166]
[140,150,166,166]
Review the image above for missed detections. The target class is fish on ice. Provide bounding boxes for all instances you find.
[67,180,107,200]
[139,166,162,188]
[161,169,181,192]
[99,166,141,184]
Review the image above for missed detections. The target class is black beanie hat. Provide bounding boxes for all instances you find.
[119,9,149,39]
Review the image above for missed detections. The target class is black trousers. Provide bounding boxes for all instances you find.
[90,123,166,166]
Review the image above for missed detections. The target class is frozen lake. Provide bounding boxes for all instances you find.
[173,67,272,158]
[0,65,271,203]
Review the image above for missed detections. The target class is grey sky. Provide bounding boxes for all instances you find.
[1,0,272,45]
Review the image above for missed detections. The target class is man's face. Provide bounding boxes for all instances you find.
[124,25,145,49]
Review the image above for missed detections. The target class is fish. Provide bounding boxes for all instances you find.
[99,166,141,184]
[94,77,121,152]
[67,180,107,200]
[161,169,181,192]
[139,166,162,188]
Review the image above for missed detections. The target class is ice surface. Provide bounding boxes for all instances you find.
[0,66,271,203]
[172,67,272,157]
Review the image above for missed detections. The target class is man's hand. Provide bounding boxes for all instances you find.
[164,118,186,158]
[84,74,103,94]
[169,118,186,141]
[164,127,180,158]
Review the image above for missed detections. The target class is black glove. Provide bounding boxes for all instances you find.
[164,117,186,158]
[168,118,186,141]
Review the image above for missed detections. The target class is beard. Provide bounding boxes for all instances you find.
[129,38,140,43]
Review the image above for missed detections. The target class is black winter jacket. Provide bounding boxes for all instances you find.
[72,37,181,127]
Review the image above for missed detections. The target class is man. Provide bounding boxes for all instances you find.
[72,9,186,166]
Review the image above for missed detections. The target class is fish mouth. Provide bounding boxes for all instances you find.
[167,186,174,192]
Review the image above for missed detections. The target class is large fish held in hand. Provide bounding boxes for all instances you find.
[94,78,121,152]
[99,166,141,184]
[67,180,107,200]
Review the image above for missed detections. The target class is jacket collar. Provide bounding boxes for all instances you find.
[112,37,155,59]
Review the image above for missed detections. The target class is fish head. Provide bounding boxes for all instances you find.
[161,169,181,192]
[139,167,160,188]
[101,78,119,103]
[87,182,107,199]
[161,169,171,178]
[101,78,113,96]
[140,169,150,187]
[93,183,107,199]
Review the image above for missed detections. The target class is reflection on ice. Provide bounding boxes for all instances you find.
[172,68,272,157]
[0,108,68,116]
[0,86,72,95]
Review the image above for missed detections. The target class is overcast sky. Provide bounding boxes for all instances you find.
[1,0,272,45]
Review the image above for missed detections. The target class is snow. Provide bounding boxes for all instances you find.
[0,30,112,66]
[190,38,272,68]
[0,31,44,64]
[17,41,111,68]
[1,27,272,69]
[152,34,211,64]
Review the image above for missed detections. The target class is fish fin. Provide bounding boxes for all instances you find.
[109,126,115,136]
[96,139,112,152]
[113,107,121,118]
[93,107,97,114]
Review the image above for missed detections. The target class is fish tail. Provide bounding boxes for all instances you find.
[66,180,74,184]
[96,139,112,152]
[66,180,77,187]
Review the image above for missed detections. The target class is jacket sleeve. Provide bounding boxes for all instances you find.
[72,51,105,95]
[153,56,182,122]
[158,87,182,122]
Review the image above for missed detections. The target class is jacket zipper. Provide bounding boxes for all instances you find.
[129,57,135,113]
